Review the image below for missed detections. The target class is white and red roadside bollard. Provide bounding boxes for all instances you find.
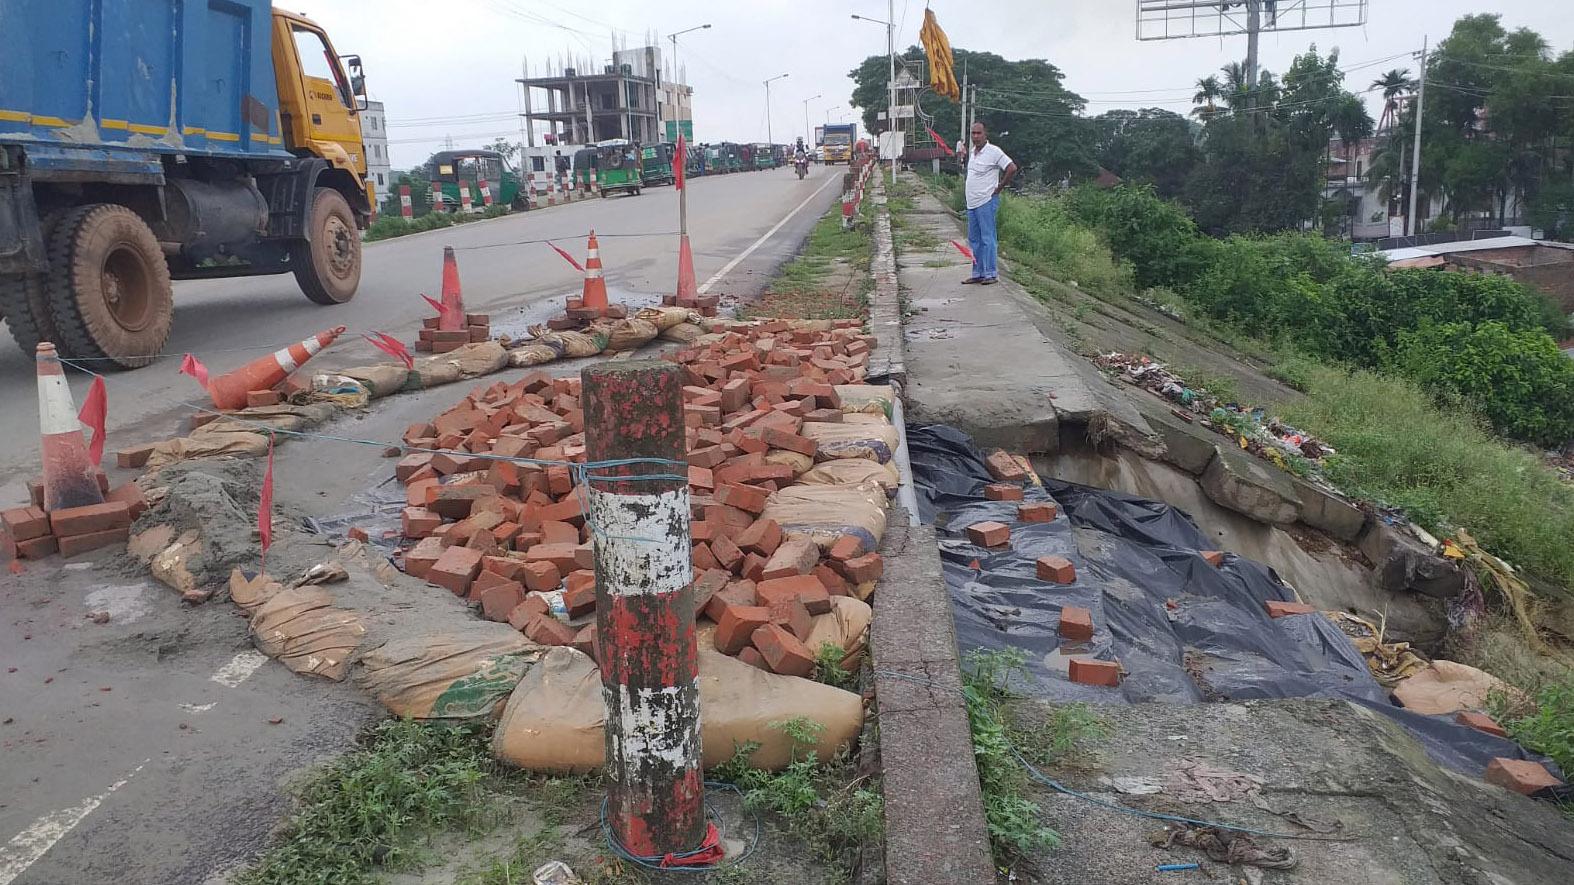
[399,184,413,219]
[459,184,473,214]
[582,360,705,860]
[431,180,445,213]
[589,168,599,196]
[479,179,493,208]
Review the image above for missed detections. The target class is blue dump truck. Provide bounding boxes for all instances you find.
[0,1,371,367]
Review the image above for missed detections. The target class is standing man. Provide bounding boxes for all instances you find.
[962,121,1018,285]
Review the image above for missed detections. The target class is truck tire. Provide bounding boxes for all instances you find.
[45,204,172,369]
[0,211,65,355]
[292,187,361,305]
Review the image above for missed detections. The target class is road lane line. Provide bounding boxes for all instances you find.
[698,172,842,295]
[0,762,147,885]
[210,650,268,688]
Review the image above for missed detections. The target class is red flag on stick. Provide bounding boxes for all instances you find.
[546,241,584,272]
[675,134,686,191]
[927,127,955,156]
[952,239,974,260]
[259,432,275,566]
[78,375,107,467]
[363,332,414,369]
[420,293,461,329]
[179,353,209,389]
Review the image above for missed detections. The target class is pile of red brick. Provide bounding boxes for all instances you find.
[1,472,148,561]
[388,318,889,679]
[546,300,632,330]
[417,312,493,354]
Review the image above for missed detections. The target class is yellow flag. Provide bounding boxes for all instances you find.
[920,9,960,101]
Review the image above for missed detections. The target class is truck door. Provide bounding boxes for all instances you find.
[279,22,364,174]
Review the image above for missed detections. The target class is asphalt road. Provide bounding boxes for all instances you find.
[0,162,843,885]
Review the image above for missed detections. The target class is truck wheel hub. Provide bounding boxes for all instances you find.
[101,246,152,331]
[325,216,354,276]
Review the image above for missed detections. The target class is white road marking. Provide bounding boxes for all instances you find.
[698,172,842,294]
[179,703,216,714]
[209,650,268,688]
[0,762,146,885]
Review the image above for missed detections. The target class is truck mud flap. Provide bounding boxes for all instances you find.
[0,148,44,275]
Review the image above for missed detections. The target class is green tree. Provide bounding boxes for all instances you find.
[1192,76,1223,121]
[1089,109,1199,199]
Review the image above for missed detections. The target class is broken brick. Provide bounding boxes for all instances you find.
[984,483,1024,502]
[762,536,819,580]
[246,389,282,408]
[1036,555,1076,584]
[751,623,815,678]
[572,625,599,660]
[1484,758,1563,795]
[985,449,1030,482]
[763,427,817,458]
[814,564,851,597]
[404,537,444,579]
[1058,606,1094,642]
[692,542,720,572]
[478,581,525,622]
[507,595,550,630]
[16,534,58,559]
[839,553,884,585]
[703,581,757,622]
[712,533,745,572]
[1264,600,1316,618]
[525,543,581,573]
[563,582,597,619]
[714,602,773,654]
[429,545,484,595]
[828,534,863,562]
[1068,657,1122,687]
[755,574,831,615]
[402,506,442,538]
[538,520,580,546]
[1018,502,1058,523]
[966,521,1011,548]
[1202,550,1226,567]
[768,596,814,642]
[428,485,498,520]
[737,646,769,670]
[525,614,577,647]
[115,443,157,469]
[1455,711,1508,738]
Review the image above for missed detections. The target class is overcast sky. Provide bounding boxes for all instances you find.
[296,1,1574,169]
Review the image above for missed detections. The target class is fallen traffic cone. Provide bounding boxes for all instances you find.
[207,326,346,411]
[675,234,699,305]
[36,343,105,512]
[437,246,465,330]
[581,230,608,315]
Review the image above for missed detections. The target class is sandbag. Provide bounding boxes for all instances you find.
[801,421,898,464]
[800,459,900,493]
[803,596,873,658]
[405,356,465,389]
[354,626,540,719]
[837,384,894,418]
[602,317,659,352]
[229,567,284,615]
[785,319,835,332]
[841,412,891,426]
[339,364,410,399]
[144,430,270,468]
[660,322,705,343]
[765,449,815,476]
[761,482,889,553]
[250,586,366,681]
[636,305,695,332]
[508,343,561,367]
[538,330,607,358]
[1391,660,1525,715]
[449,341,509,376]
[490,642,864,772]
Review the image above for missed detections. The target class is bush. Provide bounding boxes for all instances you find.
[1063,185,1206,290]
[996,194,1131,296]
[1396,321,1574,446]
[1498,676,1574,780]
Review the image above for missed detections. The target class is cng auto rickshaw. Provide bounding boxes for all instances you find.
[426,149,525,210]
[640,142,677,186]
[752,143,776,170]
[575,140,643,196]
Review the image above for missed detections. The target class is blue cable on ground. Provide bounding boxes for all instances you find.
[599,782,761,872]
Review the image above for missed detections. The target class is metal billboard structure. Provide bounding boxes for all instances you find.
[1136,1,1369,92]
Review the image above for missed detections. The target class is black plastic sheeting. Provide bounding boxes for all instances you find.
[907,423,1569,799]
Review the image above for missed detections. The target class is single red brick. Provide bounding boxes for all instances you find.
[689,465,716,491]
[689,570,732,618]
[966,521,1011,548]
[401,506,442,538]
[525,614,578,647]
[115,443,157,469]
[478,582,525,622]
[406,477,440,508]
[404,537,444,578]
[538,520,579,546]
[507,595,551,630]
[688,446,728,469]
[814,564,851,597]
[1068,657,1122,687]
[1484,758,1564,795]
[428,485,499,519]
[57,526,129,556]
[715,482,769,514]
[839,552,884,585]
[430,545,484,595]
[828,534,863,562]
[762,536,819,580]
[751,623,816,678]
[769,596,814,642]
[483,555,525,581]
[345,526,370,543]
[572,624,599,660]
[525,543,580,573]
[714,602,774,654]
[706,503,756,532]
[985,450,1030,482]
[735,518,783,556]
[720,378,752,413]
[17,534,59,559]
[984,483,1024,502]
[755,574,832,615]
[1018,502,1058,523]
[692,542,720,572]
[1265,600,1316,618]
[712,533,745,572]
[563,582,597,619]
[1058,607,1094,642]
[739,552,768,582]
[1456,711,1508,738]
[521,560,562,592]
[703,581,757,622]
[246,389,282,408]
[49,502,130,537]
[573,543,594,570]
[1036,555,1076,584]
[1202,550,1226,567]
[1,507,50,542]
[470,568,517,598]
[737,646,769,670]
[539,496,586,526]
[763,427,817,458]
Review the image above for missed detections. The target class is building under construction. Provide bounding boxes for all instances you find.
[518,46,691,147]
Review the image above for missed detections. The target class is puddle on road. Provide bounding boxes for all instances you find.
[488,286,667,340]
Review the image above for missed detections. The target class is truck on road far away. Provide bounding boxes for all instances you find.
[0,0,372,368]
[821,123,857,164]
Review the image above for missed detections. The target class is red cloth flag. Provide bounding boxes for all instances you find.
[363,332,414,369]
[78,375,107,467]
[927,127,955,156]
[420,293,461,329]
[952,239,974,260]
[259,433,275,559]
[675,134,686,191]
[546,241,584,272]
[179,353,209,389]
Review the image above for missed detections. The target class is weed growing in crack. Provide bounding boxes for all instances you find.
[814,642,857,691]
[962,649,1061,860]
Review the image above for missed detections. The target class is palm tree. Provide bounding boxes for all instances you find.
[1370,69,1415,133]
[1220,62,1250,110]
[1192,76,1223,121]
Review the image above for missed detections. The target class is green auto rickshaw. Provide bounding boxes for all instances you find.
[426,149,524,210]
[581,139,642,196]
[752,143,776,170]
[640,142,677,186]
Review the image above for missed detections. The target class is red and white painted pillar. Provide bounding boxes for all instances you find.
[459,184,473,214]
[479,179,493,208]
[399,184,413,219]
[36,343,105,512]
[589,168,599,196]
[582,360,704,859]
[431,180,445,213]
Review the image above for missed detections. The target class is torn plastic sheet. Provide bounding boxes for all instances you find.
[304,470,407,554]
[908,424,1569,798]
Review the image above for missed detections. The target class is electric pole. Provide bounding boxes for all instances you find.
[1406,37,1428,238]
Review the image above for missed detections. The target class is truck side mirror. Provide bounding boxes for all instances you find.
[341,54,368,110]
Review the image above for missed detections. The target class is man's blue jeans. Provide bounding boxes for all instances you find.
[966,194,1000,280]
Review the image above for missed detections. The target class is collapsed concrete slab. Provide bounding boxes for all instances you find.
[1199,444,1303,525]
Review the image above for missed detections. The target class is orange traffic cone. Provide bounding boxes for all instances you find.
[36,343,105,512]
[207,326,346,411]
[581,230,608,315]
[439,246,465,331]
[675,234,698,305]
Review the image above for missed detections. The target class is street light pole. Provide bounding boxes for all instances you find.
[802,93,821,148]
[666,23,710,145]
[763,73,789,145]
[669,24,710,304]
[887,0,896,178]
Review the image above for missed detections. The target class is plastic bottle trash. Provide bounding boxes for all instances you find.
[532,860,583,884]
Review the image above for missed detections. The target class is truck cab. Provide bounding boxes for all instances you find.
[0,1,371,368]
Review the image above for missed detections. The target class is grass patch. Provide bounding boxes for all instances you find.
[365,205,509,242]
[237,720,493,885]
[745,198,873,321]
[961,649,1061,861]
[714,718,882,885]
[764,203,870,297]
[1280,365,1574,595]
